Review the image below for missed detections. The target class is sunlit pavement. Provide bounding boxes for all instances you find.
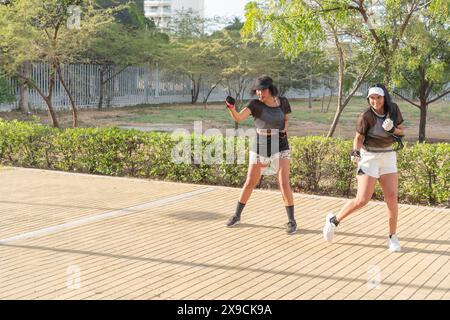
[0,167,448,300]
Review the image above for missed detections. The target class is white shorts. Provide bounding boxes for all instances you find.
[249,149,291,165]
[249,149,291,176]
[357,149,397,178]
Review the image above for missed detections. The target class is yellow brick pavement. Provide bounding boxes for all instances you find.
[0,167,448,300]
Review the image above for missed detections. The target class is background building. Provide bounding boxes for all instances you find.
[144,0,205,29]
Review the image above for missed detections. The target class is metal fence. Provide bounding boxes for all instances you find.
[1,63,194,111]
[1,62,448,112]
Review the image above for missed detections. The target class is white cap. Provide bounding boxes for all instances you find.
[367,87,385,97]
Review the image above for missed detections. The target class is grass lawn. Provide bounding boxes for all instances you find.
[114,97,449,140]
[120,97,449,126]
[1,96,448,141]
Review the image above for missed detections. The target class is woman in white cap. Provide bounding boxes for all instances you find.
[322,84,405,251]
[224,75,297,235]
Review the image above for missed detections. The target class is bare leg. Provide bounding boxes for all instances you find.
[238,163,267,204]
[336,174,377,222]
[378,173,399,235]
[277,159,294,206]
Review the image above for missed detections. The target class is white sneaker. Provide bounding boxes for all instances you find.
[388,235,401,252]
[323,213,337,242]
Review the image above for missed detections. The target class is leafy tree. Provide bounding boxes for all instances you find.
[96,0,158,30]
[243,0,380,137]
[213,27,272,110]
[0,0,117,127]
[162,11,211,104]
[393,14,449,142]
[316,0,448,88]
[84,4,168,109]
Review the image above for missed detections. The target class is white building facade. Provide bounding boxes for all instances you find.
[144,0,205,29]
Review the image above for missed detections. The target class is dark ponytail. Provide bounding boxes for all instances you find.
[269,85,279,97]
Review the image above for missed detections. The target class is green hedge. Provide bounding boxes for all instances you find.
[0,119,448,206]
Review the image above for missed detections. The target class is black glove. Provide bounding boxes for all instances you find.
[225,96,235,108]
[382,118,395,134]
[350,149,361,163]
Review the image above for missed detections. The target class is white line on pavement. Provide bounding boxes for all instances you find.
[0,187,215,244]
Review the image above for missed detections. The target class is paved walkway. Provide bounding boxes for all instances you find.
[0,167,448,300]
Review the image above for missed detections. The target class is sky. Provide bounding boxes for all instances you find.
[204,0,253,19]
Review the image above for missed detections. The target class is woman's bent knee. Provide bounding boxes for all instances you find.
[354,197,370,207]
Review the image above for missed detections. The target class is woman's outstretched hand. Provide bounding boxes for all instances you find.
[225,96,235,109]
[350,149,361,163]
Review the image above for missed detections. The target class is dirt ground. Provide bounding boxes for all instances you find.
[1,104,449,143]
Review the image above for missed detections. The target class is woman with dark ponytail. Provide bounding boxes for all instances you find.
[224,75,297,235]
[322,84,406,252]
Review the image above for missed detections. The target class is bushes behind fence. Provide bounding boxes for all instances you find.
[0,119,448,206]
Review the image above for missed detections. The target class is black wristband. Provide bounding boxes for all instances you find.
[350,149,361,157]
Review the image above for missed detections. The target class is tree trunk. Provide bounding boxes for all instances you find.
[308,76,313,109]
[18,82,30,113]
[47,65,59,128]
[327,43,344,137]
[328,106,344,137]
[191,75,201,104]
[44,97,59,128]
[193,80,200,103]
[18,62,30,113]
[417,69,429,142]
[234,87,241,130]
[17,67,59,128]
[326,30,376,137]
[55,62,78,127]
[326,88,333,113]
[320,90,325,112]
[98,66,105,110]
[418,103,427,143]
[384,59,391,88]
[190,76,195,104]
[203,81,220,108]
